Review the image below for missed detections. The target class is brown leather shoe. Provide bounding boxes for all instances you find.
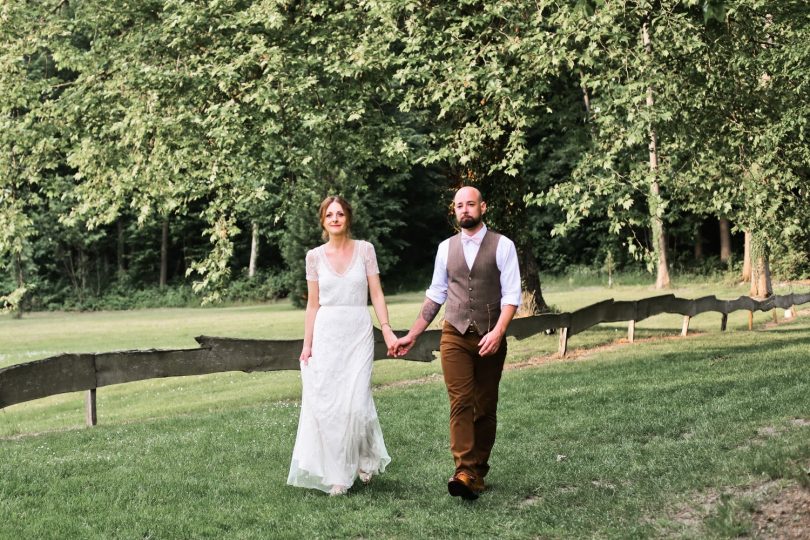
[448,471,479,500]
[471,475,486,494]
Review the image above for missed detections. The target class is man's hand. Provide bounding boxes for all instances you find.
[478,305,516,357]
[391,334,416,357]
[390,297,436,357]
[477,327,504,357]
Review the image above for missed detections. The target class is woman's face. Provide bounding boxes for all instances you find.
[323,201,348,237]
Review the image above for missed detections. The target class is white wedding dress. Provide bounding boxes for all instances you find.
[287,240,391,493]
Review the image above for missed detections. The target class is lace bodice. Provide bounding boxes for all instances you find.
[305,240,379,307]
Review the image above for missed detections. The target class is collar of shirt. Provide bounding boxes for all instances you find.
[460,224,487,246]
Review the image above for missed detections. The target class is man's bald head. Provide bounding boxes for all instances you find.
[454,186,483,205]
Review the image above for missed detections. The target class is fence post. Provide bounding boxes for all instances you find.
[791,305,798,318]
[628,320,635,343]
[681,315,690,337]
[720,313,728,331]
[772,309,778,323]
[748,310,753,330]
[85,389,97,427]
[558,327,569,357]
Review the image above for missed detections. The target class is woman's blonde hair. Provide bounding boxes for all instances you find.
[318,195,353,241]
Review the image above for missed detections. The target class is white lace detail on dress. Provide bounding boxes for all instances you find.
[287,239,391,493]
[305,249,318,281]
[363,241,380,275]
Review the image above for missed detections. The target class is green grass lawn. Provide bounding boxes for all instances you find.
[1,282,809,538]
[0,281,805,436]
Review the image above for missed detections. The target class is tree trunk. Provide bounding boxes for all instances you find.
[12,253,25,319]
[719,217,732,264]
[693,223,703,261]
[117,218,126,275]
[160,219,169,289]
[742,231,752,282]
[248,221,259,279]
[749,238,772,298]
[643,20,670,289]
[518,248,549,315]
[96,250,103,296]
[64,248,79,292]
[651,207,670,289]
[78,245,87,301]
[579,70,591,119]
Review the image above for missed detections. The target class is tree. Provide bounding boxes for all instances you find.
[533,1,722,289]
[3,0,808,312]
[47,0,292,300]
[368,0,567,311]
[719,218,731,264]
[0,0,63,315]
[685,1,810,292]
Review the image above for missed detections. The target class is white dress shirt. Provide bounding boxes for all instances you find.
[425,224,522,308]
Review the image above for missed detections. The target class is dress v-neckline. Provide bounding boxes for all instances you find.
[321,241,358,277]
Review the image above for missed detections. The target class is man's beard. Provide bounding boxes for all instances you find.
[458,215,481,229]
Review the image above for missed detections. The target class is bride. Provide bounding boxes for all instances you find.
[287,195,397,495]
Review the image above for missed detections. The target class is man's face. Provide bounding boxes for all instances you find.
[453,189,486,230]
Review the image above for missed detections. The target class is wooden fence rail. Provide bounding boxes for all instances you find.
[2,292,808,426]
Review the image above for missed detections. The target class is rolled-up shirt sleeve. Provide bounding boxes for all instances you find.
[425,240,450,305]
[497,237,522,307]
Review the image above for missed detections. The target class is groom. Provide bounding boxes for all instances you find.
[391,186,521,500]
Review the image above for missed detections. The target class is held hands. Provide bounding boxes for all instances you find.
[478,327,505,357]
[389,333,416,358]
[383,326,414,358]
[382,326,398,352]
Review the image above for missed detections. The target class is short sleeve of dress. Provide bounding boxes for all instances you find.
[363,241,380,275]
[305,249,318,281]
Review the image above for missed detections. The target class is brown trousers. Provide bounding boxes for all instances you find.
[440,321,507,479]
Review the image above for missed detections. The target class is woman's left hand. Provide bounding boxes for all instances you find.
[299,346,312,365]
[382,326,398,350]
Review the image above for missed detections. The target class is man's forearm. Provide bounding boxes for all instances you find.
[492,304,518,335]
[408,297,441,337]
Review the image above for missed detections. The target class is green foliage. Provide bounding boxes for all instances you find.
[0,0,62,314]
[2,0,808,310]
[278,167,430,307]
[221,270,287,304]
[769,240,810,281]
[68,284,199,311]
[529,0,810,283]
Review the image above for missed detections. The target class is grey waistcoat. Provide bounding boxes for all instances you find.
[444,230,502,335]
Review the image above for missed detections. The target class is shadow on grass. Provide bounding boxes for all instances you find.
[642,333,810,363]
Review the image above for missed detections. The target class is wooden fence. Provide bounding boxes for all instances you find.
[2,292,808,426]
